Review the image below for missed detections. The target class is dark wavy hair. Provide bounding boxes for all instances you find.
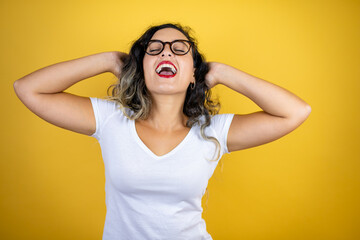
[107,22,222,162]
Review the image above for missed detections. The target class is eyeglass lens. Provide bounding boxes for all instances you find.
[146,41,190,55]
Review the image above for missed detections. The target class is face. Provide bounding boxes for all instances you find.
[143,28,195,96]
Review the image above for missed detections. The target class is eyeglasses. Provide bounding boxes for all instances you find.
[145,39,193,56]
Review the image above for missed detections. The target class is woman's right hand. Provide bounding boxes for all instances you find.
[110,51,129,78]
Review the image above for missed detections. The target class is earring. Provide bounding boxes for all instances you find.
[190,81,196,90]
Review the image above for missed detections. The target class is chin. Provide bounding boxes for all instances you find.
[147,86,188,96]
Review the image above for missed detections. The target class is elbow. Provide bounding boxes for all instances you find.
[13,80,18,90]
[13,80,21,97]
[286,103,311,127]
[305,104,312,117]
[13,80,31,100]
[302,103,312,119]
[294,103,311,124]
[13,80,27,98]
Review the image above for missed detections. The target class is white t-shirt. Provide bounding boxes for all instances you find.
[90,97,234,240]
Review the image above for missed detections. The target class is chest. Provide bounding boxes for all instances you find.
[134,121,192,157]
[99,117,220,199]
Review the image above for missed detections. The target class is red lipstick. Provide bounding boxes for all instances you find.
[156,61,177,71]
[156,60,177,78]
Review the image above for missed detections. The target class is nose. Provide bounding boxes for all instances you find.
[161,42,173,57]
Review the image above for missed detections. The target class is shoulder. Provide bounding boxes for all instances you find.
[89,97,132,117]
[195,113,235,155]
[197,113,234,127]
[196,113,235,135]
[210,113,235,125]
[90,97,119,108]
[89,97,132,140]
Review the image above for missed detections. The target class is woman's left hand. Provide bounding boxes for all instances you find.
[205,62,223,89]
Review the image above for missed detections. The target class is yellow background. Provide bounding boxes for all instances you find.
[1,0,359,239]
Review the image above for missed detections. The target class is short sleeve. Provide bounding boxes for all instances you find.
[210,113,235,154]
[89,97,119,140]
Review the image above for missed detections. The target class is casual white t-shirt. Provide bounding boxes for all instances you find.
[90,97,234,240]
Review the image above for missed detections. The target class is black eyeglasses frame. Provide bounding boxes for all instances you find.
[144,39,193,56]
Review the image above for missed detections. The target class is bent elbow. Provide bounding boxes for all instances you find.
[295,103,312,124]
[303,103,312,119]
[13,80,23,97]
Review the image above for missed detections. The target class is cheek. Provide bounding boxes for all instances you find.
[180,60,195,77]
[143,58,154,78]
[182,67,193,77]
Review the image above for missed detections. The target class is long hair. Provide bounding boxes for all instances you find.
[106,23,222,162]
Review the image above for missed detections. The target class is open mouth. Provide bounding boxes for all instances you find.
[156,69,177,78]
[156,62,177,78]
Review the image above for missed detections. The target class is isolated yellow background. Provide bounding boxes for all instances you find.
[1,0,359,239]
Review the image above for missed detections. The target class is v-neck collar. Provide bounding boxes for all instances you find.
[131,119,194,160]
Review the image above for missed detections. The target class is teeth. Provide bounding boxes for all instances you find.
[156,63,177,74]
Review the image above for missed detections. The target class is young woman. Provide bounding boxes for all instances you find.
[14,23,311,239]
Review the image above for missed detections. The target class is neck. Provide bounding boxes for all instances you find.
[143,93,188,131]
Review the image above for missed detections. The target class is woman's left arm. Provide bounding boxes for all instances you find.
[205,62,311,152]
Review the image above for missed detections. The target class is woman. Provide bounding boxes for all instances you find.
[14,23,311,239]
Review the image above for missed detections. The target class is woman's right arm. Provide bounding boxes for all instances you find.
[13,51,127,136]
